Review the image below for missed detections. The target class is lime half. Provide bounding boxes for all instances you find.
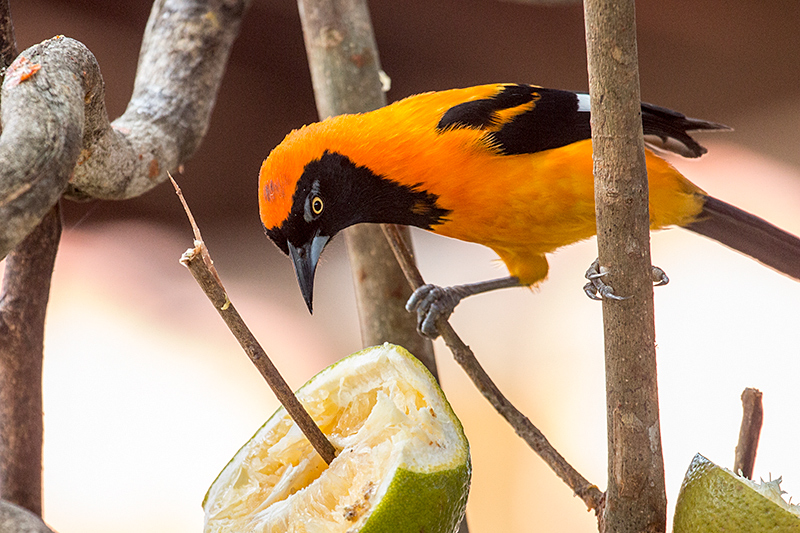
[674,453,800,532]
[203,343,470,533]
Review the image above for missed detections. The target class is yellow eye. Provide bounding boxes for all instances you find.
[311,196,324,215]
[311,196,323,215]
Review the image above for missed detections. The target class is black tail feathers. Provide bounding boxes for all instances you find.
[641,103,730,159]
[683,195,800,281]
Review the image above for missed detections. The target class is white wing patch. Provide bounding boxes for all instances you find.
[577,93,591,113]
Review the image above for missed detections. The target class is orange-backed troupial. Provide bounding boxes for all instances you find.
[258,83,800,337]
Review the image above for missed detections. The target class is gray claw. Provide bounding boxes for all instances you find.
[584,259,670,300]
[584,259,629,301]
[583,282,602,301]
[406,284,473,338]
[652,266,669,286]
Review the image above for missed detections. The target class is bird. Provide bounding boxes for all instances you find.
[258,83,800,337]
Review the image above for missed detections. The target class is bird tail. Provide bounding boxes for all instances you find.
[641,103,731,158]
[683,195,800,281]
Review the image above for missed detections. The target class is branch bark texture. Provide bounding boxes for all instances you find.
[584,1,666,531]
[0,501,55,533]
[0,0,15,69]
[0,36,92,259]
[297,0,438,378]
[0,205,61,516]
[0,0,252,260]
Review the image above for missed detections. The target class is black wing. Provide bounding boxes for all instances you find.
[436,84,728,158]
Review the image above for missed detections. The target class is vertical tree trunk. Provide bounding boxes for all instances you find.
[583,1,667,531]
[0,205,62,516]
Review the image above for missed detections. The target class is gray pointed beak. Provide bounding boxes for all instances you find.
[287,234,330,314]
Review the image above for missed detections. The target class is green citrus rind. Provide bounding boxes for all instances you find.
[673,453,800,532]
[203,343,471,533]
[359,463,471,533]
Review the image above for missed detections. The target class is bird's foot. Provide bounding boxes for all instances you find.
[583,259,669,300]
[405,284,472,338]
[651,265,669,287]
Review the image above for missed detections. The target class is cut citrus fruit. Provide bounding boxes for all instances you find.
[673,453,800,532]
[203,343,471,533]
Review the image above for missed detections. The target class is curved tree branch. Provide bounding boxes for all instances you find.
[0,0,252,260]
[70,0,250,200]
[0,36,93,259]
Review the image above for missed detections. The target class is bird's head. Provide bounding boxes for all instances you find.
[259,120,451,313]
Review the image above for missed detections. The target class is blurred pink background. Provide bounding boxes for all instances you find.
[4,1,800,531]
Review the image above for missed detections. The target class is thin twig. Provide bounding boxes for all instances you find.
[170,176,336,465]
[381,224,605,513]
[733,387,763,479]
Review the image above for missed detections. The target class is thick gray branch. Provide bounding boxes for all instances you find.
[71,0,250,200]
[0,501,55,533]
[0,0,251,260]
[0,36,91,259]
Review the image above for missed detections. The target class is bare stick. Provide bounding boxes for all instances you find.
[733,388,763,479]
[171,176,336,465]
[584,1,667,531]
[382,224,605,513]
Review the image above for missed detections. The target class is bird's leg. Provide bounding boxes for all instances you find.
[406,276,521,338]
[583,258,669,300]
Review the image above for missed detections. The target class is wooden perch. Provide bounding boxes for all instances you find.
[584,0,666,531]
[0,7,62,519]
[0,0,253,260]
[0,36,94,259]
[0,206,61,516]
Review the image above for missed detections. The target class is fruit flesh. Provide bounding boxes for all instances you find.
[203,344,470,533]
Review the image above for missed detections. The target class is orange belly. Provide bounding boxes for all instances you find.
[427,140,706,285]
